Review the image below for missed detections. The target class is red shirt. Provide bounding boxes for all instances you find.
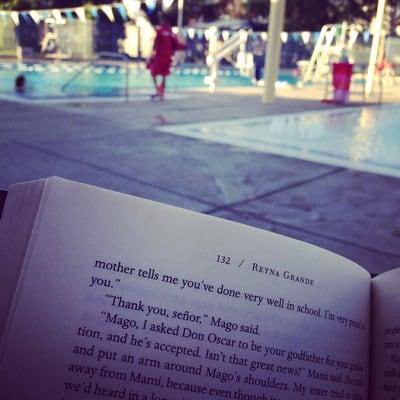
[153,24,184,59]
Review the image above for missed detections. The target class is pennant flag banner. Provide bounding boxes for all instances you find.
[123,0,141,18]
[64,10,74,20]
[29,10,41,24]
[10,11,19,25]
[90,7,98,19]
[187,28,196,39]
[41,10,50,19]
[362,31,370,43]
[291,32,300,41]
[203,28,212,41]
[52,9,64,24]
[311,31,319,41]
[349,30,358,46]
[0,3,134,25]
[75,7,86,22]
[101,5,115,22]
[116,4,128,21]
[222,30,230,41]
[301,31,311,44]
[280,31,288,43]
[261,32,267,41]
[145,0,157,13]
[162,0,174,11]
[197,29,204,39]
[20,11,30,22]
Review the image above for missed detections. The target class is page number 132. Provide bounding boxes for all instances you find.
[217,255,231,265]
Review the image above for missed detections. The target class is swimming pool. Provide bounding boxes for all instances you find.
[159,106,400,179]
[0,61,297,101]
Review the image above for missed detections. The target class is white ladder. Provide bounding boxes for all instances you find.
[302,24,338,83]
[302,22,361,84]
[206,28,249,92]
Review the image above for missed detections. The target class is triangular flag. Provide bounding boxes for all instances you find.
[311,31,319,42]
[291,32,300,41]
[123,0,141,18]
[280,31,288,43]
[222,30,230,41]
[101,5,115,22]
[301,31,311,44]
[362,31,370,43]
[90,7,98,19]
[349,30,358,46]
[11,11,20,26]
[203,28,212,41]
[20,11,30,22]
[145,0,157,13]
[52,9,64,24]
[187,28,196,39]
[197,29,204,39]
[162,0,174,11]
[75,7,86,22]
[116,4,128,21]
[64,10,74,20]
[29,10,41,24]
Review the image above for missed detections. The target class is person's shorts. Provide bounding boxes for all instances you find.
[149,57,172,77]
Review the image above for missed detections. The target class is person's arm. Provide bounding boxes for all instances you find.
[173,33,186,51]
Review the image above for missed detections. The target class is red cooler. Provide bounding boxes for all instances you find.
[332,62,353,104]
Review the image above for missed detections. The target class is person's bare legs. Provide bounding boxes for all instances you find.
[152,76,158,94]
[159,76,166,100]
[151,76,166,101]
[151,75,162,101]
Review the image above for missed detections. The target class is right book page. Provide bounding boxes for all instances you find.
[370,268,400,399]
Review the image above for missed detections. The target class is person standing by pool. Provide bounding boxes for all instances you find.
[251,35,265,85]
[147,14,185,101]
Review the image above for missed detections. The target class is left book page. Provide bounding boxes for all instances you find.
[0,178,370,400]
[0,178,49,338]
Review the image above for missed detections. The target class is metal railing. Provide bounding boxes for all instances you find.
[61,51,131,102]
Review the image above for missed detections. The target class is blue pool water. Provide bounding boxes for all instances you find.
[0,61,297,100]
[159,106,400,179]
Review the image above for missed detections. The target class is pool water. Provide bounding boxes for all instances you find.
[159,106,400,179]
[0,61,297,100]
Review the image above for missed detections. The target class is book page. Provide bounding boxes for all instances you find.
[370,268,400,400]
[0,178,371,400]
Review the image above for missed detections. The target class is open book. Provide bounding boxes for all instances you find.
[0,177,399,400]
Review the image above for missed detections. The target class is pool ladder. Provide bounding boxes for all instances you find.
[61,52,131,102]
[206,29,250,92]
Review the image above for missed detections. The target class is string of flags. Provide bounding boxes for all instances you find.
[0,2,374,46]
[0,0,166,26]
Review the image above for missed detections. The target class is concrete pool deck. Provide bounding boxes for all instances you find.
[1,85,400,274]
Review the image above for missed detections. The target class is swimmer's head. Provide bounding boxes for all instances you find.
[15,74,26,93]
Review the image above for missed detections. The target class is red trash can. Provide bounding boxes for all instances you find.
[332,62,353,104]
